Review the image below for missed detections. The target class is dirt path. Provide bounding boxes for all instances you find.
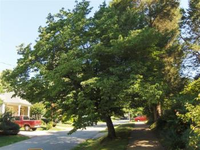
[127,122,164,150]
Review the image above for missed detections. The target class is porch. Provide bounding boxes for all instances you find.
[0,92,32,117]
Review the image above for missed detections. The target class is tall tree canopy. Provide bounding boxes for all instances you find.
[6,0,183,138]
[180,0,200,79]
[183,0,200,49]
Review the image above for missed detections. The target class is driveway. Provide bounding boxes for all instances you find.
[0,120,128,150]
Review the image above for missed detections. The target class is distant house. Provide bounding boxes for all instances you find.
[0,92,32,117]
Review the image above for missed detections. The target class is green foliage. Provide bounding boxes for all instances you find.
[177,94,200,149]
[161,129,187,150]
[0,135,29,148]
[182,78,200,96]
[155,77,200,149]
[0,70,13,93]
[124,107,144,119]
[154,110,189,149]
[0,112,20,135]
[45,121,53,130]
[31,103,45,120]
[72,123,133,150]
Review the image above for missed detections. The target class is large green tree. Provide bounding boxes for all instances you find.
[6,0,183,139]
[111,0,184,121]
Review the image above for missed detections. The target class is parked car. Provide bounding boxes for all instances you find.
[12,116,41,131]
[134,115,147,122]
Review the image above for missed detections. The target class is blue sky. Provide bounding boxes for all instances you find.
[0,0,189,72]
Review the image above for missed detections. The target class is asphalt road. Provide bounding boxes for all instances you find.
[0,120,128,150]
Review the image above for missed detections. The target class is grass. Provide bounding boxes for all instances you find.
[72,123,134,150]
[0,135,29,147]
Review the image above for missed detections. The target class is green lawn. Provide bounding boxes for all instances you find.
[72,123,134,150]
[0,135,29,147]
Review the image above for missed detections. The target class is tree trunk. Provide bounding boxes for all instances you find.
[153,105,158,122]
[105,116,116,139]
[157,103,162,117]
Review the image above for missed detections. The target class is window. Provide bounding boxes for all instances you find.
[23,116,30,120]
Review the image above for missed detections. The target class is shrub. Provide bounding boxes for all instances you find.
[41,117,58,127]
[31,103,45,120]
[160,129,187,149]
[46,121,53,130]
[0,112,20,135]
[178,102,200,149]
[154,103,190,150]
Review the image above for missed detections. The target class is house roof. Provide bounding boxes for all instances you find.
[0,92,32,106]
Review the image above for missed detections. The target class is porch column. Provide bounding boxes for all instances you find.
[27,106,30,117]
[2,103,5,114]
[18,105,21,116]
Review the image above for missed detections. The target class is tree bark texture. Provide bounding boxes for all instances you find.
[153,105,158,122]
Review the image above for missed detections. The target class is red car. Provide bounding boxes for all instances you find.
[13,116,41,131]
[134,115,147,122]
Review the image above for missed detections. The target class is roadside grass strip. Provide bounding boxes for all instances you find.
[0,135,29,147]
[72,123,134,150]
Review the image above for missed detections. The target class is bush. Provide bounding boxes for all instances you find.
[31,103,45,120]
[160,129,186,149]
[178,103,200,149]
[154,104,190,150]
[41,117,58,127]
[0,112,20,135]
[41,117,50,124]
[46,121,53,130]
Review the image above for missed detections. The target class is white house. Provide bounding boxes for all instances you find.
[0,92,32,117]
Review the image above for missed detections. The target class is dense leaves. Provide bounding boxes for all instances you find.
[31,103,45,120]
[0,70,13,93]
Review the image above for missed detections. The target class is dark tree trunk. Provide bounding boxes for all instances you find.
[105,116,116,139]
[153,105,158,122]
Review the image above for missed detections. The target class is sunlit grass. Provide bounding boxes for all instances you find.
[0,135,29,147]
[72,123,134,150]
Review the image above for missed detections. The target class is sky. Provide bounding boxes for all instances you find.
[0,0,189,72]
